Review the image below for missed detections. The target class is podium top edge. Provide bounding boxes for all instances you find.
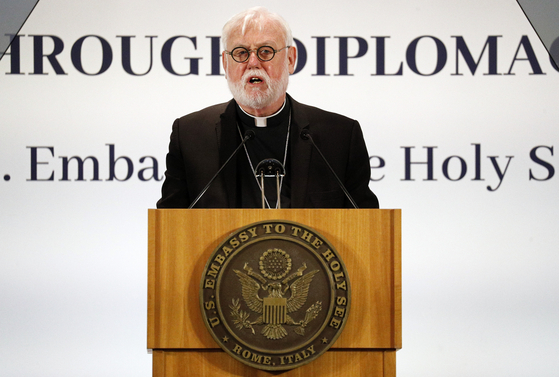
[147,208,401,211]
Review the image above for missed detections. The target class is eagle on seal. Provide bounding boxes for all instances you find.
[232,263,322,340]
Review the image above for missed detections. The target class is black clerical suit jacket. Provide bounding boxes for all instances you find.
[157,94,379,209]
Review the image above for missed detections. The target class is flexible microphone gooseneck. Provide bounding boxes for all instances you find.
[255,158,285,209]
[188,130,255,209]
[300,129,359,209]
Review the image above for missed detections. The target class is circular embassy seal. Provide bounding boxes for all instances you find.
[199,220,351,371]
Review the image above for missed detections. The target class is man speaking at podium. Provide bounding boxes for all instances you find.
[157,7,379,209]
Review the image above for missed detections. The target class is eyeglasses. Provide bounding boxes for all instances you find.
[225,46,290,63]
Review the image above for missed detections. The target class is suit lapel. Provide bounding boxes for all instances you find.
[288,95,313,207]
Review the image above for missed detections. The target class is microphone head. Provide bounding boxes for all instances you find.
[255,158,285,178]
[244,129,256,140]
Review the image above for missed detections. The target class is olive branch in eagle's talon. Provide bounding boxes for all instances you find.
[230,298,255,334]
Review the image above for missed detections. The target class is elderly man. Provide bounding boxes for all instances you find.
[157,7,379,209]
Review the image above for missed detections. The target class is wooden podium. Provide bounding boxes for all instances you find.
[148,209,401,377]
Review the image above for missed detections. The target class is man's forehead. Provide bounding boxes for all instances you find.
[227,22,285,47]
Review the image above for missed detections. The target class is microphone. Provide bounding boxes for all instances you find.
[188,130,255,209]
[255,158,285,209]
[300,129,359,209]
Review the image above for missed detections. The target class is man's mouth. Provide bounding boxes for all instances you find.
[249,77,263,84]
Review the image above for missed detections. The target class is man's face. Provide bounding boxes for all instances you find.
[222,21,297,117]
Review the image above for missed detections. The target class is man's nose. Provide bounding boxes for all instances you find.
[247,50,262,67]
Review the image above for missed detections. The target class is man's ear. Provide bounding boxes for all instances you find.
[288,46,297,74]
[222,51,228,79]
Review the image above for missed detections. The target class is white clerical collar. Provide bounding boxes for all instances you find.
[239,100,287,127]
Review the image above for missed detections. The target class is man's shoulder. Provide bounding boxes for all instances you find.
[177,100,233,124]
[290,96,358,128]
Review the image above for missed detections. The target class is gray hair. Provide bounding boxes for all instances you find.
[221,7,293,51]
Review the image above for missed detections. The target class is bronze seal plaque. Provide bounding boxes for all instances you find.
[200,220,351,371]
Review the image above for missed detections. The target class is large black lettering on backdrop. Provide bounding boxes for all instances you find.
[406,36,447,76]
[18,144,556,189]
[119,36,156,76]
[453,36,500,75]
[395,144,558,190]
[71,35,113,75]
[161,36,201,76]
[3,33,559,75]
[31,35,65,75]
[400,145,515,191]
[26,145,162,182]
[529,146,555,181]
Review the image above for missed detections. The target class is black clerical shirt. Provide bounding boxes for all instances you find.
[236,99,292,208]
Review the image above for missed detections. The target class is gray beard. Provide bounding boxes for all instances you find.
[227,68,289,111]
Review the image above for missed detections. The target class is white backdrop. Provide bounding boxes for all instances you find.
[1,0,558,376]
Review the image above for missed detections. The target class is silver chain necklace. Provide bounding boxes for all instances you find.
[237,112,291,209]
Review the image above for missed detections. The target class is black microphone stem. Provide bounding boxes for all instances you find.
[260,173,265,209]
[301,130,359,209]
[188,131,254,209]
[276,171,281,209]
